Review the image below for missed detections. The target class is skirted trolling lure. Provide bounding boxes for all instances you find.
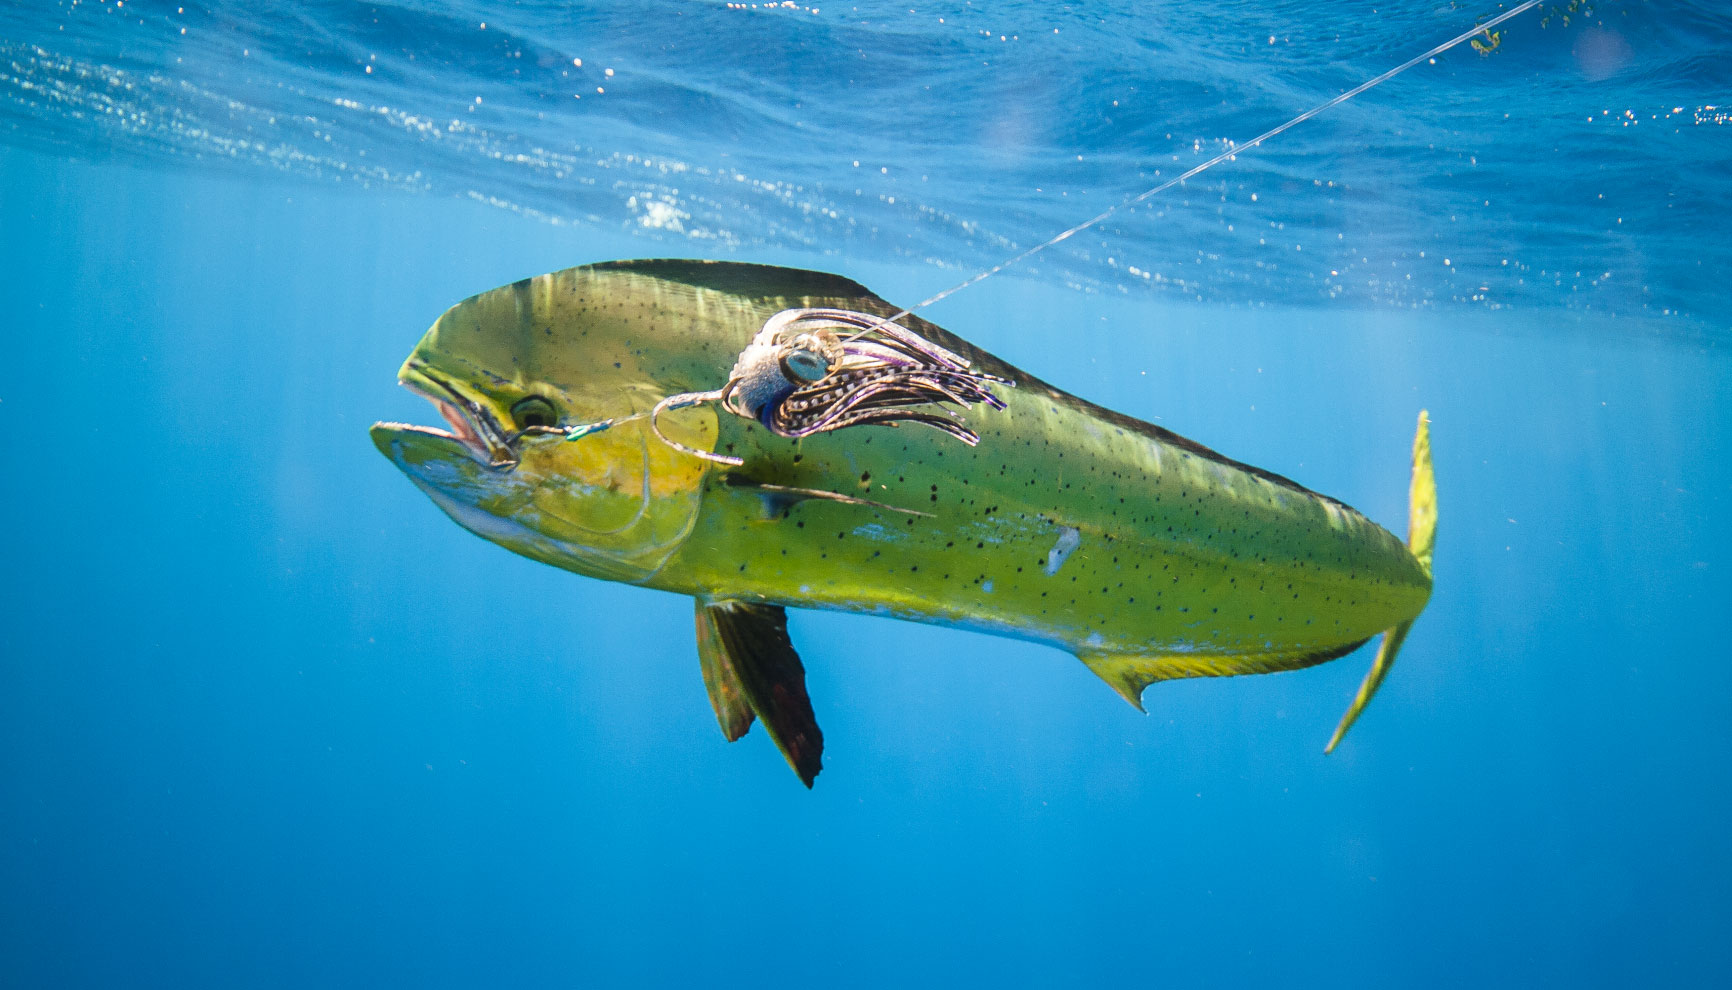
[722,309,1011,441]
[571,308,1014,467]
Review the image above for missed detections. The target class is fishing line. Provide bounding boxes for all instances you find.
[874,0,1546,327]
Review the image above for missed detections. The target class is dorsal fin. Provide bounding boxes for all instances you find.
[1079,641,1369,712]
[586,259,881,306]
[693,599,824,787]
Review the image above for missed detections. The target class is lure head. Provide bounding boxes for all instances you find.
[722,320,843,426]
[369,269,722,584]
[780,332,841,382]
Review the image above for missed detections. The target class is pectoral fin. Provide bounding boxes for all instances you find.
[693,599,824,787]
[722,473,931,519]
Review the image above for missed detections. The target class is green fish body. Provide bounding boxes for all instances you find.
[371,260,1437,785]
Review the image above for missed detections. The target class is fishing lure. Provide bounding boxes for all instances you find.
[644,308,1013,467]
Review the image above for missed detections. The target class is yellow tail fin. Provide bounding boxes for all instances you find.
[1325,410,1437,753]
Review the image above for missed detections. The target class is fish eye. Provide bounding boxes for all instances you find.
[510,395,560,430]
[782,347,829,383]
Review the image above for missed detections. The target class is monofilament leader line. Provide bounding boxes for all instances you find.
[874,0,1547,326]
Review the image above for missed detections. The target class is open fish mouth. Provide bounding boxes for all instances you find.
[377,362,520,469]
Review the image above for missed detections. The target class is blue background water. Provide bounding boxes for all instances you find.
[2,1,1729,986]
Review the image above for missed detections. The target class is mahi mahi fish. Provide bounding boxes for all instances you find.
[370,259,1437,786]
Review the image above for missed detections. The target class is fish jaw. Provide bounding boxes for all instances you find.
[368,422,568,567]
[394,360,520,469]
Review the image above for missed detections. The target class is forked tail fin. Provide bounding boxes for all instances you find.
[1324,410,1438,753]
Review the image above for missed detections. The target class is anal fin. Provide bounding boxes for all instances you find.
[1080,641,1368,712]
[693,599,824,787]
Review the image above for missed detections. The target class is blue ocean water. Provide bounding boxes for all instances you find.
[1,1,1728,986]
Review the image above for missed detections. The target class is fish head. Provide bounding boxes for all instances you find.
[369,269,728,584]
